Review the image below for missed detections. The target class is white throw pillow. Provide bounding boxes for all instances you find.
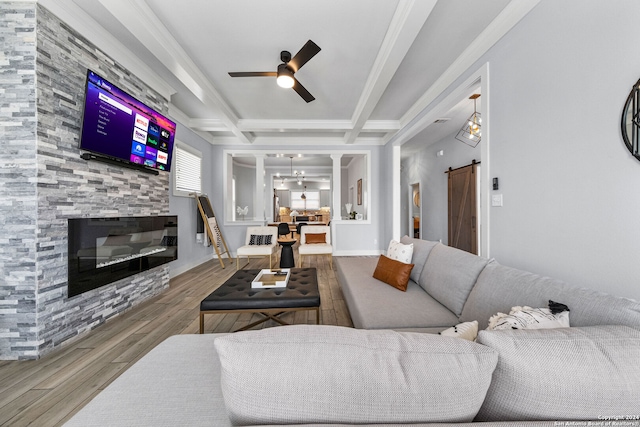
[387,239,413,264]
[440,320,479,341]
[487,306,570,330]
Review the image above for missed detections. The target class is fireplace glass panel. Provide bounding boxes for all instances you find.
[68,216,178,298]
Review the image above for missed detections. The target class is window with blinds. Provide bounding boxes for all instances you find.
[173,143,202,196]
[291,190,320,210]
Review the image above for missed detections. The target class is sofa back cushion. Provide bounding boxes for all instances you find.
[459,259,640,330]
[214,325,498,425]
[475,325,640,421]
[400,236,438,283]
[418,244,489,316]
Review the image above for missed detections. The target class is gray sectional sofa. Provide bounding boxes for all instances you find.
[64,237,640,426]
[336,236,640,332]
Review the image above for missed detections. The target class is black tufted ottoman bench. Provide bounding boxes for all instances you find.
[199,268,320,333]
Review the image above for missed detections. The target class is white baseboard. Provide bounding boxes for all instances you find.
[333,249,383,257]
[169,253,214,278]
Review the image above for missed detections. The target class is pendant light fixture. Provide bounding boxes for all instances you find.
[455,94,481,148]
[289,156,304,185]
[301,185,307,200]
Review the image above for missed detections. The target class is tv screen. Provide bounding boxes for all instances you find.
[79,69,176,172]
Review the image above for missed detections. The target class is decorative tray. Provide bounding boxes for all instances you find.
[251,268,290,289]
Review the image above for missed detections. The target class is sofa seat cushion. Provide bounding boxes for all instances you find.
[336,257,458,330]
[298,242,332,255]
[236,244,276,256]
[459,260,640,330]
[419,244,489,316]
[215,325,498,425]
[63,334,231,427]
[475,325,640,422]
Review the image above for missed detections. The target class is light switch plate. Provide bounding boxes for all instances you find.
[491,194,503,207]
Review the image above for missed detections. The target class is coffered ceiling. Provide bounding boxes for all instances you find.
[41,0,539,152]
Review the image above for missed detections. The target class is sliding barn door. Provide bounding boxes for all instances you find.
[448,163,477,254]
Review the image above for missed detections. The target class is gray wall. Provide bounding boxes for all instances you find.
[485,0,640,301]
[233,163,255,218]
[1,3,171,359]
[167,124,219,276]
[400,0,640,301]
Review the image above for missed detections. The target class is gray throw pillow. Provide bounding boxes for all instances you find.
[214,325,498,425]
[475,325,640,421]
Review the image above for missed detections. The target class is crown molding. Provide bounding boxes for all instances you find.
[37,0,175,99]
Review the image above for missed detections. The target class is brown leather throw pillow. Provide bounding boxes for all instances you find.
[372,255,414,292]
[305,233,326,244]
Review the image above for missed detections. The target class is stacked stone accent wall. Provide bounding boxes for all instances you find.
[0,2,38,360]
[1,3,171,359]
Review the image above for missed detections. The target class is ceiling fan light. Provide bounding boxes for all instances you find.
[277,65,294,88]
[277,75,294,88]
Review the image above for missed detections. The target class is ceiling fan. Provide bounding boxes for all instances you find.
[228,40,321,103]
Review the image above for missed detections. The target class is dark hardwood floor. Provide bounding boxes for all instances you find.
[0,247,353,426]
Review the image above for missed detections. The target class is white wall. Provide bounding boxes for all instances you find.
[402,0,640,301]
[332,148,384,255]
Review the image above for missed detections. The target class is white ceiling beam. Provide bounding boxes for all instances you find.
[38,0,175,99]
[169,103,216,144]
[238,120,353,132]
[98,0,253,145]
[188,118,229,132]
[211,135,386,146]
[230,119,401,133]
[362,120,401,132]
[343,0,437,144]
[389,0,541,146]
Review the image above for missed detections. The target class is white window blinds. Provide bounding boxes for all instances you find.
[291,190,320,210]
[174,145,202,195]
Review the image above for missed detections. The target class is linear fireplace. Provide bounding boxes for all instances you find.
[67,216,178,298]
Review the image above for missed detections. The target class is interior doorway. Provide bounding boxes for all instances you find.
[409,183,420,238]
[447,162,479,254]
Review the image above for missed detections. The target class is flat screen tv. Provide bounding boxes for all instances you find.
[79,69,176,172]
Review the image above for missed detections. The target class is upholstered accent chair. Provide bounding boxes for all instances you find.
[298,225,332,268]
[236,226,278,270]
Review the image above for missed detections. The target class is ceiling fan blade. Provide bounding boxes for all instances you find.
[228,72,277,77]
[288,40,321,73]
[292,78,315,103]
